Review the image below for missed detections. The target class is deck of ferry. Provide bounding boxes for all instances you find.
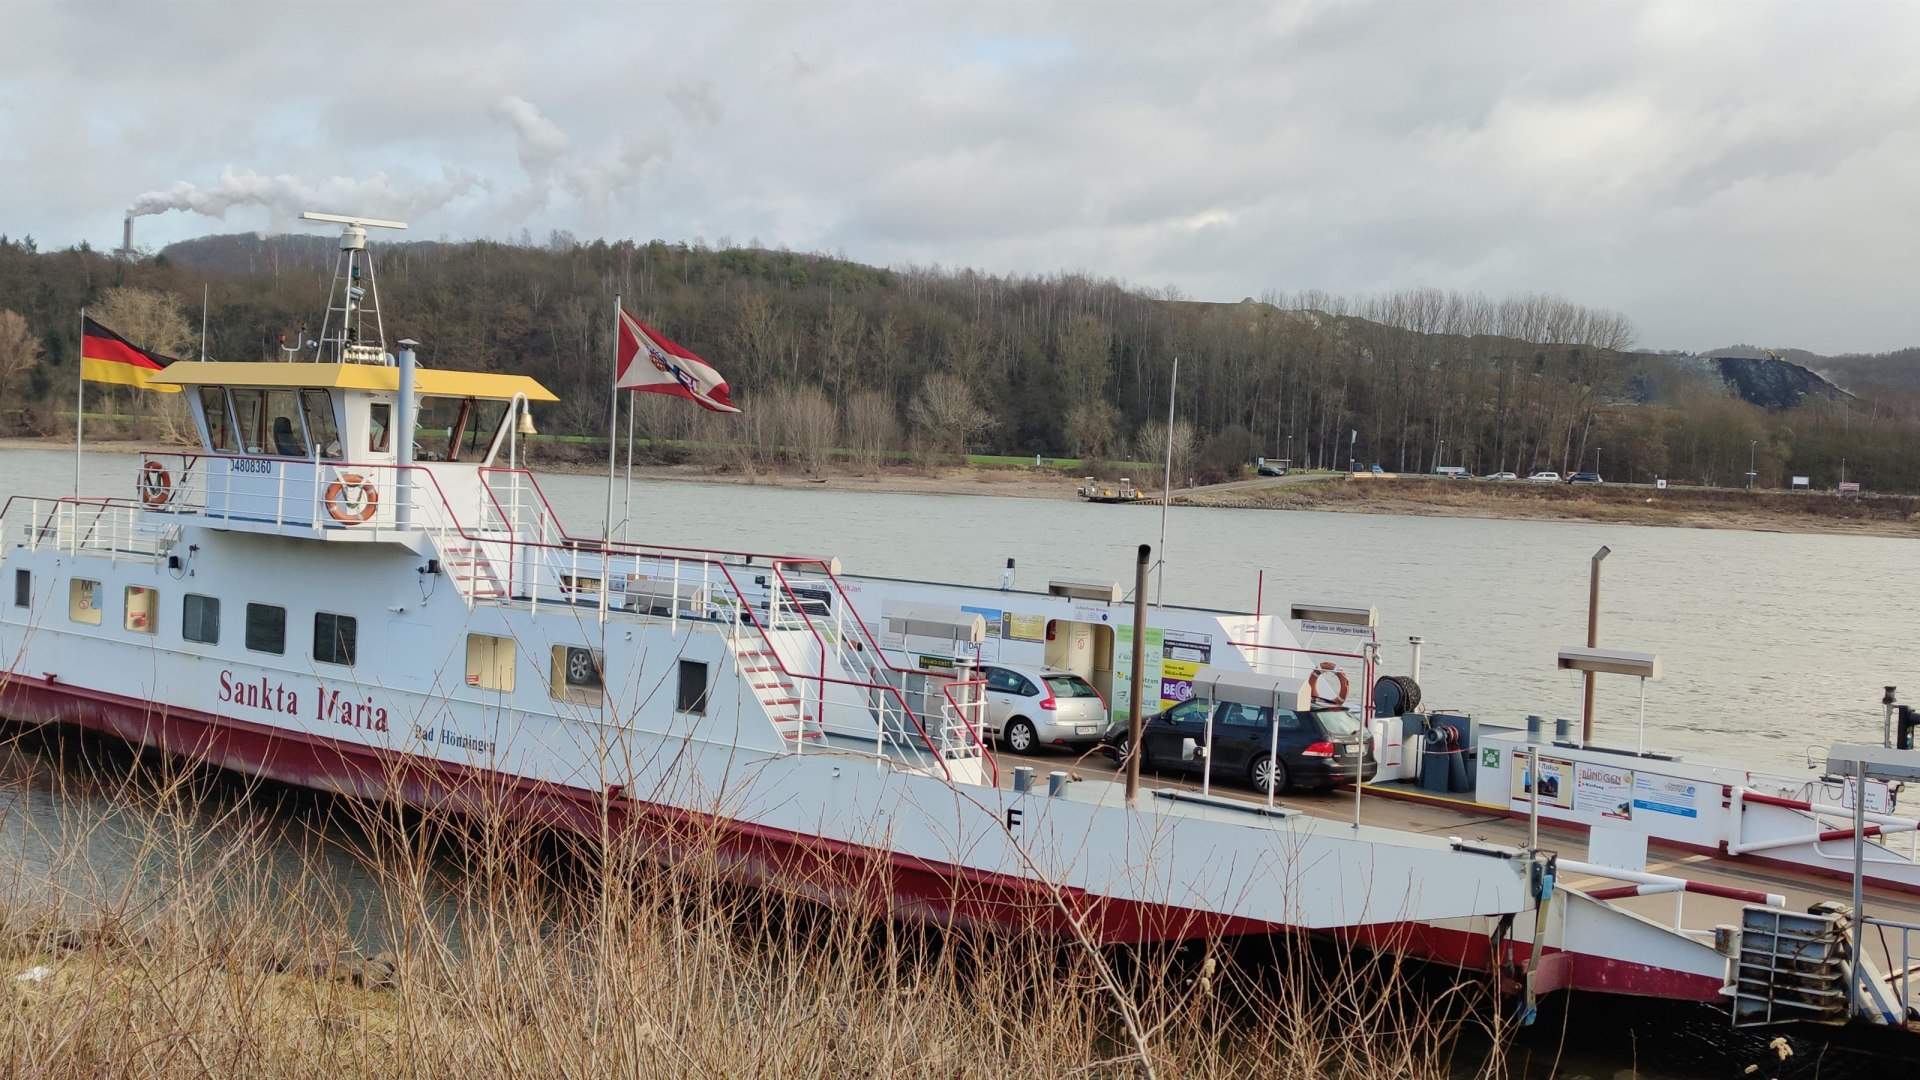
[1000,746,1920,982]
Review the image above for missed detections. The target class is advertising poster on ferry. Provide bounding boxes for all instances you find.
[1510,755,1574,809]
[1004,613,1046,643]
[1572,762,1635,821]
[960,605,1003,663]
[1112,625,1164,724]
[1157,629,1213,708]
[1631,774,1700,819]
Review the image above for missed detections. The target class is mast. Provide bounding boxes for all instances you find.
[301,211,406,364]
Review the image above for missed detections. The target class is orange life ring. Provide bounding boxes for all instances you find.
[324,474,379,524]
[1309,662,1349,705]
[138,461,172,507]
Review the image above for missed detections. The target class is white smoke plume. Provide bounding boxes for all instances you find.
[492,95,669,216]
[128,165,484,222]
[491,94,571,183]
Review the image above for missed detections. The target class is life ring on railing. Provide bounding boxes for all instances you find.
[1309,661,1350,705]
[324,474,379,524]
[138,461,172,507]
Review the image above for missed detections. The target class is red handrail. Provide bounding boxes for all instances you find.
[62,455,970,779]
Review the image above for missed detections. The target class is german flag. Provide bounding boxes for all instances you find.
[81,316,182,393]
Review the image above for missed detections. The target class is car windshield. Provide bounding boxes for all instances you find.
[1045,675,1101,698]
[1312,709,1361,737]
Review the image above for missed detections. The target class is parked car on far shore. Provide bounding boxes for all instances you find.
[1567,472,1604,484]
[1481,471,1517,481]
[1526,471,1562,483]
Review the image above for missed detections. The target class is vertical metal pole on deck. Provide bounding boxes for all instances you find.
[1851,767,1869,1018]
[1582,546,1610,743]
[1125,544,1150,806]
[395,347,416,531]
[1356,641,1375,830]
[74,308,84,498]
[604,294,621,543]
[1155,357,1177,607]
[1528,746,1542,852]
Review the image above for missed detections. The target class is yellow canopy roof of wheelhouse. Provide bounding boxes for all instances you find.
[148,362,560,403]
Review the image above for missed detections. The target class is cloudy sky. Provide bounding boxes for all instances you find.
[4,1,1917,353]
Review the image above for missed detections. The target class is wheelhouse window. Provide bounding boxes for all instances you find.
[182,594,219,644]
[677,660,710,715]
[68,578,102,626]
[124,586,157,634]
[14,569,29,608]
[265,390,306,457]
[230,389,265,454]
[313,612,356,666]
[301,389,342,459]
[199,387,237,452]
[369,403,392,454]
[245,603,285,654]
[549,645,605,705]
[465,633,516,691]
[415,395,508,463]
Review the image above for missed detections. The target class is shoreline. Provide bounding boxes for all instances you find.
[13,435,1915,538]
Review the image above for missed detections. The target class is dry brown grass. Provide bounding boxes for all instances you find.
[0,731,1513,1079]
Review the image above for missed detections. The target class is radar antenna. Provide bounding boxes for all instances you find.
[302,211,407,365]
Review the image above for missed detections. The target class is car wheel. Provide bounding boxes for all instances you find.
[1106,735,1132,766]
[1004,718,1038,754]
[1250,754,1288,796]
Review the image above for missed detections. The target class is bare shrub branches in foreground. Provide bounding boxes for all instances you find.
[0,736,1509,1078]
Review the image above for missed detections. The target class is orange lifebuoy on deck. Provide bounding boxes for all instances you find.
[138,461,172,507]
[1309,661,1350,705]
[324,473,379,524]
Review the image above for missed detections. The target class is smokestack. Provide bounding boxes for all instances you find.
[120,214,133,257]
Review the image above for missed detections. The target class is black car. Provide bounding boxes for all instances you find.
[1101,697,1376,795]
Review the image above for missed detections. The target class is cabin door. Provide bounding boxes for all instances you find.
[1043,621,1115,702]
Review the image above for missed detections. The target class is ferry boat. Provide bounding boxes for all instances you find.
[1,213,1914,1033]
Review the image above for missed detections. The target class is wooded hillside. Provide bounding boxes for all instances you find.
[0,230,1915,491]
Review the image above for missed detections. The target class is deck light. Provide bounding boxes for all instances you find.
[1047,579,1121,603]
[1557,646,1661,752]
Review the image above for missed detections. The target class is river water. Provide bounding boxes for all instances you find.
[2,448,1910,1076]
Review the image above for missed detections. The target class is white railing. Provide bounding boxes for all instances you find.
[0,498,178,562]
[1863,917,1919,1022]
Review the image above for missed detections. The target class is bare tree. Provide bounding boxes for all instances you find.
[91,286,192,356]
[843,390,902,468]
[768,383,838,472]
[0,311,41,419]
[1132,417,1197,474]
[909,372,996,460]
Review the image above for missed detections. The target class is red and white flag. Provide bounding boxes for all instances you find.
[615,307,740,413]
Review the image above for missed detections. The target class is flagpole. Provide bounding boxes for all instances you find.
[622,391,635,541]
[604,293,620,543]
[199,283,209,360]
[1155,355,1177,607]
[74,308,84,497]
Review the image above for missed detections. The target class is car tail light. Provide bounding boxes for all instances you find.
[1302,741,1335,758]
[1038,687,1057,711]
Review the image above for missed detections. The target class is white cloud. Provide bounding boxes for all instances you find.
[3,0,1919,352]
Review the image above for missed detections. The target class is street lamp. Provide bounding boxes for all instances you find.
[1437,438,1447,471]
[1286,433,1294,468]
[1747,440,1757,490]
[1593,445,1602,476]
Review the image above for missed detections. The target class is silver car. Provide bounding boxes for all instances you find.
[978,663,1107,752]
